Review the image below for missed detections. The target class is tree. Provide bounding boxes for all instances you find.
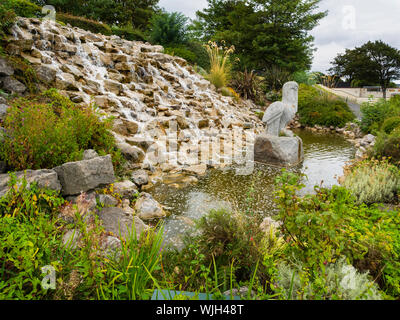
[191,0,327,73]
[330,41,400,99]
[116,0,160,29]
[31,0,160,29]
[149,11,188,46]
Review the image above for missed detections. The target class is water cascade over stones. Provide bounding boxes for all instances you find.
[5,18,265,182]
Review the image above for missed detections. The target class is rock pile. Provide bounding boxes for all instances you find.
[0,151,167,254]
[3,18,264,179]
[353,134,376,160]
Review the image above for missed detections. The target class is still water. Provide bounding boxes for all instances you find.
[149,130,356,246]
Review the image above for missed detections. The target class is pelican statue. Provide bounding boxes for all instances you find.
[262,81,299,136]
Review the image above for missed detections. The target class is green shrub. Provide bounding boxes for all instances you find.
[382,116,400,134]
[298,84,355,128]
[276,258,382,300]
[196,210,243,263]
[0,173,166,300]
[360,99,392,134]
[158,208,276,295]
[98,224,164,300]
[111,25,147,42]
[0,89,118,171]
[342,159,400,205]
[362,97,400,162]
[185,42,210,71]
[0,4,16,39]
[374,128,400,164]
[1,0,41,18]
[290,71,317,86]
[149,12,188,46]
[204,41,234,90]
[274,170,400,298]
[165,42,211,71]
[6,55,38,94]
[255,111,264,120]
[0,172,64,218]
[264,65,291,91]
[230,69,264,102]
[219,87,240,101]
[265,90,282,103]
[57,13,112,35]
[164,46,196,64]
[0,174,65,299]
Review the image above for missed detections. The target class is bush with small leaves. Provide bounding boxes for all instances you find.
[276,258,382,300]
[0,89,121,171]
[382,116,400,135]
[298,84,355,128]
[0,4,16,39]
[57,13,112,35]
[274,169,400,298]
[1,0,41,19]
[342,159,400,205]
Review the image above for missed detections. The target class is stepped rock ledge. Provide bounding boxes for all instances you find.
[4,17,265,174]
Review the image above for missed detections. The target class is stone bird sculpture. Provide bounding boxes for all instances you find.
[262,81,299,136]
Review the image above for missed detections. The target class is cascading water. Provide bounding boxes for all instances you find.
[9,16,265,180]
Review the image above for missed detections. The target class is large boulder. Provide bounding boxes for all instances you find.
[96,194,119,207]
[0,169,62,198]
[135,193,166,221]
[1,77,26,94]
[98,207,149,240]
[0,104,9,121]
[62,229,82,250]
[104,80,123,95]
[0,161,6,174]
[113,118,139,136]
[54,155,115,196]
[55,73,80,91]
[34,64,57,84]
[0,58,14,77]
[112,180,138,199]
[125,137,154,152]
[254,134,303,167]
[100,236,122,259]
[131,169,149,187]
[82,149,99,160]
[117,142,145,163]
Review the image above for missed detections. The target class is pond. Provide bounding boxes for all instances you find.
[149,130,356,247]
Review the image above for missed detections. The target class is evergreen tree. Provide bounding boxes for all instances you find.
[149,11,189,46]
[192,0,327,73]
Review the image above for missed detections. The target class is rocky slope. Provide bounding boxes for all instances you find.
[3,17,264,185]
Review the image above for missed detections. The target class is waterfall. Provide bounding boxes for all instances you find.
[11,17,264,173]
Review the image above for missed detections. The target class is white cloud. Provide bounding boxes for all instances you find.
[311,0,400,72]
[158,0,400,73]
[311,42,346,73]
[158,0,208,19]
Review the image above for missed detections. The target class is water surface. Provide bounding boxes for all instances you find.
[149,130,355,246]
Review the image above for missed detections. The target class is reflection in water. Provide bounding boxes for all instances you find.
[149,130,355,246]
[298,130,356,194]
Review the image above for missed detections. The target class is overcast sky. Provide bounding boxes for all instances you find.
[158,0,400,73]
